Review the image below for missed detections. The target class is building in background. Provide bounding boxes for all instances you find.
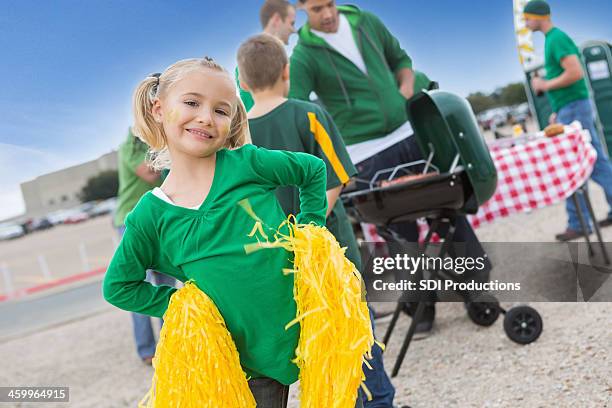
[19,151,118,220]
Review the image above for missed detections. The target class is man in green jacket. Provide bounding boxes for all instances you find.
[289,0,490,365]
[290,1,414,146]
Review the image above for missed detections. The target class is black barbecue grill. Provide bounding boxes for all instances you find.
[342,90,543,377]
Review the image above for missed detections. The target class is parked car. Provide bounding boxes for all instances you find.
[89,197,117,218]
[47,209,73,225]
[478,107,509,130]
[47,208,88,225]
[63,209,90,224]
[78,201,98,216]
[0,223,25,241]
[31,217,53,231]
[509,102,531,124]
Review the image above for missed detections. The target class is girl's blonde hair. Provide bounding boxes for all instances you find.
[132,57,251,170]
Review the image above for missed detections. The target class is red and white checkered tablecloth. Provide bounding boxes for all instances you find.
[360,125,597,243]
[469,127,596,228]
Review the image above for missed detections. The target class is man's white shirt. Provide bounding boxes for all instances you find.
[311,13,367,74]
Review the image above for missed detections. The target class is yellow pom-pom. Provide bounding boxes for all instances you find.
[139,281,255,408]
[277,222,374,408]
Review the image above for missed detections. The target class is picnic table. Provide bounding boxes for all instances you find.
[470,123,596,228]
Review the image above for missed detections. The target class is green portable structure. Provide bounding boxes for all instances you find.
[582,41,612,149]
[524,65,554,130]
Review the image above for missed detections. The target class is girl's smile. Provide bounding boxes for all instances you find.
[187,128,215,140]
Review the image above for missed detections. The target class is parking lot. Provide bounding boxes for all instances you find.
[0,215,116,296]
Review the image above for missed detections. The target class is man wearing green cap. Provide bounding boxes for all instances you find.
[525,0,612,241]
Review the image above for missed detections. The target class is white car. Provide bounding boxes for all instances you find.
[0,224,25,240]
[89,197,117,217]
[47,210,73,225]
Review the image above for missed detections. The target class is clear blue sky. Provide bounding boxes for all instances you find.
[1,0,610,220]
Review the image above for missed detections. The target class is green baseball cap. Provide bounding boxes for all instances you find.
[524,0,551,18]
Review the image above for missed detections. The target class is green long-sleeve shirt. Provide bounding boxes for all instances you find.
[103,144,327,384]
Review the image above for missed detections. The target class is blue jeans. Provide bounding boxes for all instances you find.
[117,226,176,359]
[361,307,395,408]
[557,99,612,231]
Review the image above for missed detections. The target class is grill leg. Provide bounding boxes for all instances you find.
[572,192,594,256]
[422,218,440,250]
[382,302,403,345]
[380,218,441,347]
[389,219,454,376]
[580,187,611,265]
[391,300,426,377]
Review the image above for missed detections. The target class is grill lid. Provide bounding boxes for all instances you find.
[407,90,498,211]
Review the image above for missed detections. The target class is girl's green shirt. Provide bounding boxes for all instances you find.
[103,144,327,384]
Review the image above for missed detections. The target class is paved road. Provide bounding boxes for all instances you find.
[0,280,110,341]
[0,215,116,294]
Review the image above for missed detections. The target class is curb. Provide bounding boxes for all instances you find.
[0,267,106,303]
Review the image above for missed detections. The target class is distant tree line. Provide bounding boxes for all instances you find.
[80,170,118,202]
[467,82,528,114]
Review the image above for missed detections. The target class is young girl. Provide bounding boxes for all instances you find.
[102,57,328,406]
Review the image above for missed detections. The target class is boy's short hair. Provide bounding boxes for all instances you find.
[260,0,292,29]
[237,34,288,92]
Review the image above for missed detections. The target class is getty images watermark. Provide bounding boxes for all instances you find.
[360,242,611,302]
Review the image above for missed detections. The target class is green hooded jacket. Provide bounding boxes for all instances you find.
[289,5,413,145]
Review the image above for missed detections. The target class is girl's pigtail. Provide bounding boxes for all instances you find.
[132,74,170,170]
[225,98,251,149]
[132,74,164,149]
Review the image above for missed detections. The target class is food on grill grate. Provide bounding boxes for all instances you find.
[379,171,440,187]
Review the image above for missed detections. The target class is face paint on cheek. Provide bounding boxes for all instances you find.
[220,123,231,139]
[166,109,180,123]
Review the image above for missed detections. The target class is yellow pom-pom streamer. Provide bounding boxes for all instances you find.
[286,222,374,408]
[247,216,374,408]
[139,281,256,408]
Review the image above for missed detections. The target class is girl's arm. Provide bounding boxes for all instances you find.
[103,221,177,318]
[250,146,328,226]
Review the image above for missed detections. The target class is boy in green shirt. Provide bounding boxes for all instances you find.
[236,0,296,111]
[237,33,359,268]
[237,33,395,408]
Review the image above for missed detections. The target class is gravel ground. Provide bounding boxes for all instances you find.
[0,303,609,407]
[1,185,611,407]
